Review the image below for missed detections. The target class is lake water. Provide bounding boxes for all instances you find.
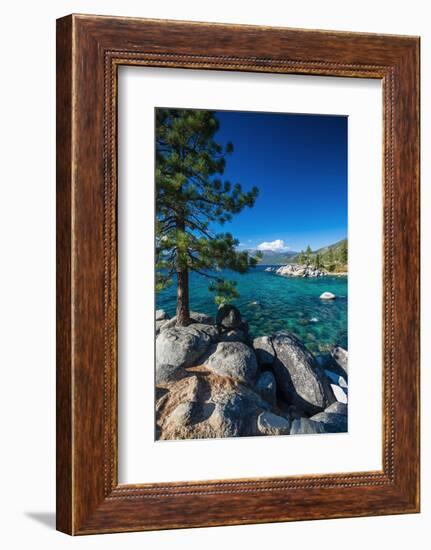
[156,265,348,354]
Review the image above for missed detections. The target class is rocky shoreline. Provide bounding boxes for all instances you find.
[155,305,348,440]
[265,263,348,278]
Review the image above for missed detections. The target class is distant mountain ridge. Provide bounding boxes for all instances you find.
[247,248,298,265]
[245,238,347,266]
[313,238,347,256]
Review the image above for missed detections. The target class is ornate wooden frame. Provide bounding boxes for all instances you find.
[56,14,420,535]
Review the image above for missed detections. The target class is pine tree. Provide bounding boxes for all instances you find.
[314,252,322,269]
[305,245,313,266]
[340,239,348,265]
[327,247,335,272]
[298,250,305,264]
[155,109,260,326]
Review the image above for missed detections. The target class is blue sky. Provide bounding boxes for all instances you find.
[212,110,347,252]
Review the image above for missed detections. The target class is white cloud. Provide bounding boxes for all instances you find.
[257,239,290,252]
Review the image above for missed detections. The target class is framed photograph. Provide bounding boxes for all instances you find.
[56,14,420,534]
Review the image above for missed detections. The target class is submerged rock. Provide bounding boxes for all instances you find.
[206,342,258,384]
[271,331,335,415]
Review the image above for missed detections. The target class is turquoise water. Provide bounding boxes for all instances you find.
[156,265,348,354]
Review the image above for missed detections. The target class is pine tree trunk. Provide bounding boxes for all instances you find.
[175,212,191,327]
[176,267,190,326]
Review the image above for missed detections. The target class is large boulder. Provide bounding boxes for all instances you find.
[257,411,290,436]
[331,346,348,377]
[206,342,258,384]
[207,402,242,438]
[160,310,214,331]
[158,317,177,332]
[156,369,269,440]
[216,304,242,330]
[187,323,219,342]
[310,411,348,433]
[156,319,169,335]
[190,311,215,325]
[156,363,188,385]
[209,389,266,438]
[156,324,216,370]
[253,336,276,366]
[271,331,335,415]
[255,370,277,405]
[164,401,195,429]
